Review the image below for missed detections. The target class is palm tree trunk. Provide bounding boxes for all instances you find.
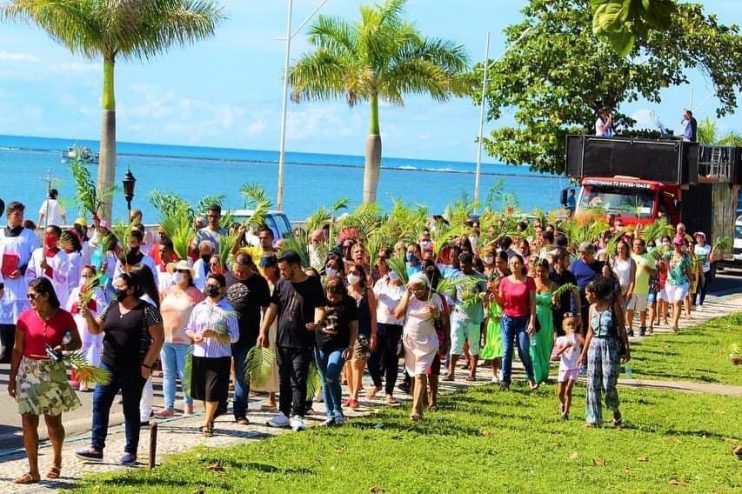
[363,94,382,204]
[97,57,117,221]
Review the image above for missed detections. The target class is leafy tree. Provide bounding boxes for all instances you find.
[289,0,469,204]
[697,117,717,146]
[3,0,224,221]
[476,0,742,174]
[590,0,675,56]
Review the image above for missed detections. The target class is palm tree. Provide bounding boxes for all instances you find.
[288,0,468,204]
[3,0,224,221]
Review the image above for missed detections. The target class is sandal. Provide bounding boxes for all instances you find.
[201,423,214,437]
[465,375,476,382]
[47,466,61,480]
[384,395,398,405]
[14,472,40,484]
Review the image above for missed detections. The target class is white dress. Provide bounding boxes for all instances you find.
[403,295,441,376]
[0,228,40,325]
[25,247,70,309]
[66,286,106,366]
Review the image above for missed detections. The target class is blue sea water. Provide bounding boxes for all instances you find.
[0,134,569,223]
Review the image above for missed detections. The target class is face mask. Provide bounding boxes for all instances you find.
[406,253,417,264]
[420,240,432,250]
[201,254,211,264]
[44,234,57,247]
[388,271,400,281]
[113,288,128,301]
[347,273,361,286]
[325,267,338,278]
[485,255,494,265]
[128,246,140,255]
[174,272,186,284]
[205,285,220,297]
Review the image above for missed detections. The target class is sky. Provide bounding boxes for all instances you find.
[0,0,740,163]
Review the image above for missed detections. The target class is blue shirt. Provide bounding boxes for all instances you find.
[683,117,697,142]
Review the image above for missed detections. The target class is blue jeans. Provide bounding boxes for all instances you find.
[500,314,535,385]
[231,342,251,420]
[160,342,192,409]
[314,347,346,418]
[91,364,145,455]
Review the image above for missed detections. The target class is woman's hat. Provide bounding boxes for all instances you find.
[167,259,195,277]
[694,231,706,239]
[673,236,685,246]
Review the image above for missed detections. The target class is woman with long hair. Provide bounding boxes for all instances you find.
[155,261,204,417]
[344,264,377,409]
[531,259,556,384]
[75,272,164,465]
[8,277,82,484]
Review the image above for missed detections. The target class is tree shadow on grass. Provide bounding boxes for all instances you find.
[78,477,231,490]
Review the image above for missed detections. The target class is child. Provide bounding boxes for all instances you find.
[552,313,583,420]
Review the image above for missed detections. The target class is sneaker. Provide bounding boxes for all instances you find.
[266,412,290,428]
[627,328,635,337]
[334,413,346,425]
[639,326,646,337]
[321,417,336,427]
[290,415,306,432]
[119,453,137,466]
[75,448,103,462]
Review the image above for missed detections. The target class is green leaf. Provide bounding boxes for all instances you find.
[244,346,276,388]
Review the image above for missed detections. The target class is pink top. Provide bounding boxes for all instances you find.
[17,309,77,358]
[160,286,205,344]
[499,276,536,318]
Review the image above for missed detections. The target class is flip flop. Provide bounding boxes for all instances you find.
[46,466,61,480]
[14,472,40,484]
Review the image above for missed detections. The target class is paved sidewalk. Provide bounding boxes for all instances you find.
[1,291,739,493]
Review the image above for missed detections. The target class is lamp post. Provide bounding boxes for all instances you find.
[122,169,136,218]
[276,0,328,211]
[473,27,533,207]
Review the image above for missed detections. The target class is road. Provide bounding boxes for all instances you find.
[1,270,741,456]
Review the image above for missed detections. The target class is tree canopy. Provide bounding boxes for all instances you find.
[476,0,742,174]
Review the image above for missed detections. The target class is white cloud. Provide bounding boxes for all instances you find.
[631,108,659,130]
[49,61,101,73]
[0,51,41,63]
[246,119,267,135]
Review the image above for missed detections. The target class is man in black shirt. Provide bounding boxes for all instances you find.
[224,253,270,424]
[258,251,326,431]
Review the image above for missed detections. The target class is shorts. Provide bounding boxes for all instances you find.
[664,283,689,304]
[647,291,658,304]
[450,318,481,356]
[627,293,648,312]
[558,368,579,383]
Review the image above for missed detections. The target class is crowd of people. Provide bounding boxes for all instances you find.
[0,199,717,484]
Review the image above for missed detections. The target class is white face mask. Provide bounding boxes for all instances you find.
[325,267,338,278]
[484,255,494,265]
[388,271,400,281]
[174,272,187,284]
[347,273,361,286]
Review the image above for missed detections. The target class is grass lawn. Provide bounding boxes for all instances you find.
[628,312,742,385]
[72,383,741,494]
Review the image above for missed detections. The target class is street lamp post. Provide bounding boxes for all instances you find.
[122,169,136,217]
[473,27,533,207]
[276,0,328,211]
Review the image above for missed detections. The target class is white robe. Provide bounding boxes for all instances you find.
[25,247,71,309]
[0,228,41,325]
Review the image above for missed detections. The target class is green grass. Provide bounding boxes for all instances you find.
[72,384,741,494]
[629,312,742,385]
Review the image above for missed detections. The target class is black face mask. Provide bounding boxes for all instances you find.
[113,288,128,302]
[205,285,220,298]
[201,255,211,265]
[128,246,140,255]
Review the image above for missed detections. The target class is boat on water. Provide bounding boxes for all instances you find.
[61,146,98,164]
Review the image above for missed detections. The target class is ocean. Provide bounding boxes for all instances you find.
[0,134,569,223]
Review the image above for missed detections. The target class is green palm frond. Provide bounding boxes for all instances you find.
[63,352,111,385]
[196,195,225,217]
[638,217,673,243]
[67,150,112,217]
[714,236,732,251]
[217,232,240,269]
[306,361,322,400]
[244,346,276,388]
[552,283,578,299]
[278,235,312,269]
[436,275,474,298]
[306,207,332,233]
[240,183,273,231]
[183,345,193,396]
[386,252,409,285]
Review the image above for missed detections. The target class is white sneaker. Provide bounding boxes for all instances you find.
[266,412,290,428]
[290,415,306,432]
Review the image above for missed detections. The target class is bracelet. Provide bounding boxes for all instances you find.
[141,363,152,369]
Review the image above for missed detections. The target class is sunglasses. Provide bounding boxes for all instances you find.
[27,293,39,300]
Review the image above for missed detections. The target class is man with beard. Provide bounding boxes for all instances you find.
[222,253,270,424]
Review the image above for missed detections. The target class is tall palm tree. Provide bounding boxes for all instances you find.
[289,0,468,204]
[3,0,224,221]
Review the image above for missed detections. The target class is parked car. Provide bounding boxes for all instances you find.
[227,210,293,246]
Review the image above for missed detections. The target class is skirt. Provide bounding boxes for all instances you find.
[16,357,81,416]
[191,356,231,402]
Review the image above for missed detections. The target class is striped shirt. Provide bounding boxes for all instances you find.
[187,297,239,358]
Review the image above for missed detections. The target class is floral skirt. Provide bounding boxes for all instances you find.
[16,357,81,416]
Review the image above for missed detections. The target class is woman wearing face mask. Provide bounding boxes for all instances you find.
[8,277,81,484]
[155,261,205,418]
[323,253,345,280]
[185,273,239,436]
[65,265,107,392]
[344,265,377,409]
[75,272,164,466]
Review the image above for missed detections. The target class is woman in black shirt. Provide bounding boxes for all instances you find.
[75,272,163,466]
[310,277,358,426]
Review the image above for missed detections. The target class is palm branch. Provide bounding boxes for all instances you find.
[638,217,673,242]
[67,149,113,217]
[306,206,331,234]
[243,346,276,388]
[386,253,409,285]
[183,345,193,396]
[714,236,732,251]
[306,360,322,400]
[217,232,240,270]
[240,183,273,231]
[196,195,225,217]
[278,234,312,269]
[63,352,111,385]
[436,275,475,298]
[78,272,104,307]
[552,283,578,299]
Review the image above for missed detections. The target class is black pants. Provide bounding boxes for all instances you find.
[368,323,403,395]
[0,324,14,363]
[277,346,312,418]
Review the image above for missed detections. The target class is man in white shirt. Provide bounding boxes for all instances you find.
[38,189,67,228]
[26,225,71,309]
[0,202,41,362]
